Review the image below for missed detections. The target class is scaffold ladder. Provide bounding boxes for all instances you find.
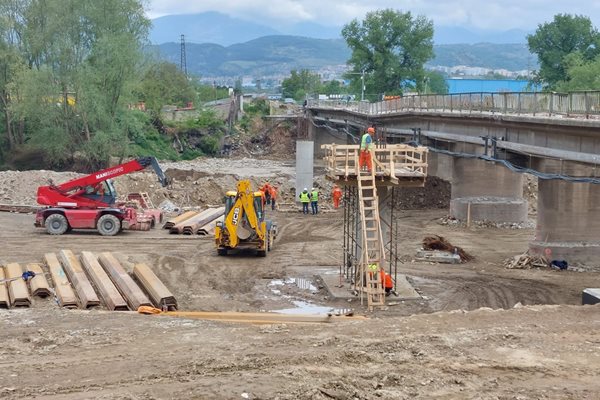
[357,163,386,310]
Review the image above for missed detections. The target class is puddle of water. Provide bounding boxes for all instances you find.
[272,300,334,315]
[268,277,317,292]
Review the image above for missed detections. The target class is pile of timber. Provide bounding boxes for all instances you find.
[0,250,177,311]
[504,252,548,269]
[164,207,225,235]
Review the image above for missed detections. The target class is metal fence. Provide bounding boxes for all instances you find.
[308,91,600,118]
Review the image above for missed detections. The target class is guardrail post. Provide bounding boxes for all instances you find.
[549,93,554,116]
[585,91,590,119]
[533,92,537,116]
[502,92,507,114]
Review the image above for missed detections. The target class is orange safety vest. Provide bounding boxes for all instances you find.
[380,270,393,289]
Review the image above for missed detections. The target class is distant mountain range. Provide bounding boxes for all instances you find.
[149,11,533,46]
[151,36,536,78]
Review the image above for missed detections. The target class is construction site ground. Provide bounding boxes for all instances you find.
[1,159,600,399]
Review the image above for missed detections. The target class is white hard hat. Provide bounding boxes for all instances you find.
[303,188,307,191]
[311,187,315,190]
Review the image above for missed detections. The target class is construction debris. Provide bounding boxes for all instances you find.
[133,263,177,311]
[504,252,549,269]
[415,250,461,264]
[422,235,474,262]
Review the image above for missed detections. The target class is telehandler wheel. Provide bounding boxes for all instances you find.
[97,214,121,236]
[217,248,228,256]
[45,213,69,235]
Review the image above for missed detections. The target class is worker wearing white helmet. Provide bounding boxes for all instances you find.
[299,188,310,214]
[310,187,319,215]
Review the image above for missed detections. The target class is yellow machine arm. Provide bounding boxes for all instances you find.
[222,180,265,248]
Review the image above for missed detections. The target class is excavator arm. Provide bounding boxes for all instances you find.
[219,180,266,249]
[37,157,169,208]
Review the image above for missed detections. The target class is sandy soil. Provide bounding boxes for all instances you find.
[1,201,599,399]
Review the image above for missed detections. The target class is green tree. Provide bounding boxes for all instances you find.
[137,61,197,117]
[281,69,321,100]
[555,53,600,91]
[342,9,434,100]
[527,14,600,89]
[0,0,151,168]
[321,80,343,95]
[424,71,448,94]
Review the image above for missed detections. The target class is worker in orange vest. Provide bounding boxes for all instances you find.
[380,269,394,296]
[261,182,272,205]
[359,127,375,172]
[332,184,343,209]
[269,185,278,211]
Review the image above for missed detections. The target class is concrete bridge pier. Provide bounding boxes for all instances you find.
[449,157,528,223]
[529,161,600,265]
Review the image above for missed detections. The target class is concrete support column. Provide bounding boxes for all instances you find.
[529,179,600,265]
[427,152,454,182]
[450,158,528,223]
[295,140,314,201]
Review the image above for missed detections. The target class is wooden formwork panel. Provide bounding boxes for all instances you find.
[27,263,52,297]
[132,263,177,310]
[58,250,100,309]
[5,263,31,307]
[98,252,151,311]
[44,253,78,308]
[163,211,198,229]
[0,267,10,308]
[80,251,128,311]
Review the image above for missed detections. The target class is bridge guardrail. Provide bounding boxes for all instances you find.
[308,91,600,118]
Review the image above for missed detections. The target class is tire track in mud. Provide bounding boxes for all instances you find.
[411,273,564,311]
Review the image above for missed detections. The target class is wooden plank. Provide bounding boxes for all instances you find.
[44,253,78,308]
[80,251,128,311]
[162,211,199,229]
[98,252,152,311]
[0,267,10,308]
[27,263,51,298]
[133,263,177,310]
[58,250,100,309]
[5,263,31,307]
[161,311,334,324]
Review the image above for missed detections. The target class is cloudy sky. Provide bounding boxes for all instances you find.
[146,0,600,31]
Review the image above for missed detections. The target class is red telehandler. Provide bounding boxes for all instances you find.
[35,157,169,236]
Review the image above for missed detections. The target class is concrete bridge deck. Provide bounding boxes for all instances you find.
[302,93,600,267]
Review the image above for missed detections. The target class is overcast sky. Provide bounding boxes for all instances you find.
[146,0,600,31]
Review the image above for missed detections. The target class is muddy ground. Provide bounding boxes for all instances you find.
[1,194,600,399]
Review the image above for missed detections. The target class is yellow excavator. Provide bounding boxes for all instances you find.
[215,180,277,257]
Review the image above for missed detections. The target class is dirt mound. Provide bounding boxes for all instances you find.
[394,176,451,210]
[0,170,83,205]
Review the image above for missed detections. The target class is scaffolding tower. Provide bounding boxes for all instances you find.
[322,140,428,310]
